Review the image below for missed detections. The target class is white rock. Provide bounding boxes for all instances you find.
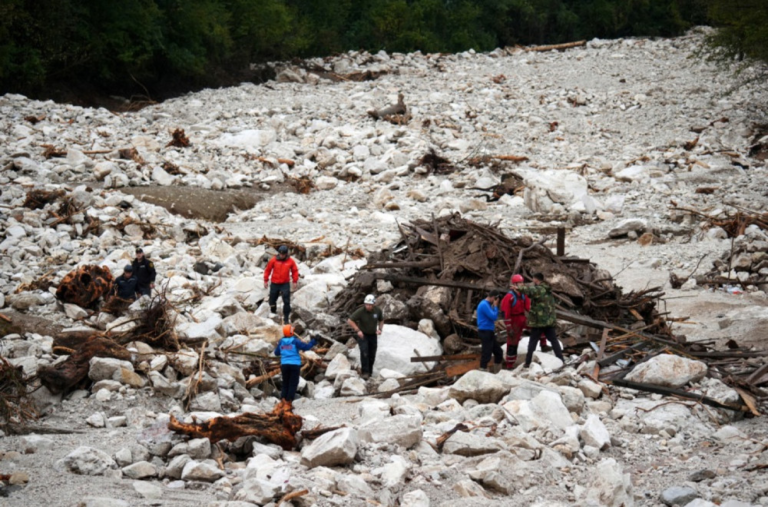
[300,428,359,468]
[615,164,650,182]
[340,377,367,396]
[86,413,106,428]
[133,481,163,500]
[181,460,225,482]
[316,176,339,190]
[215,129,277,149]
[325,353,352,379]
[585,458,634,507]
[234,478,279,504]
[88,357,134,382]
[609,218,648,238]
[64,303,88,320]
[179,315,224,342]
[114,448,132,467]
[122,461,158,479]
[580,414,611,450]
[402,489,430,507]
[578,379,602,399]
[358,414,422,448]
[21,435,55,453]
[60,446,117,476]
[152,166,175,186]
[449,370,508,404]
[624,355,707,388]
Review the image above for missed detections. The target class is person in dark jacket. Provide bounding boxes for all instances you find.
[132,248,156,297]
[477,289,503,372]
[513,272,565,368]
[113,265,138,301]
[263,245,299,323]
[273,324,317,404]
[347,294,384,379]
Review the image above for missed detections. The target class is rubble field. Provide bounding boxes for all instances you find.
[1,29,768,507]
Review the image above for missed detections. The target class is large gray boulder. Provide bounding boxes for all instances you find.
[301,428,359,468]
[449,370,508,404]
[349,325,441,376]
[625,355,707,388]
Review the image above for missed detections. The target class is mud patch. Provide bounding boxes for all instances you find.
[120,185,287,222]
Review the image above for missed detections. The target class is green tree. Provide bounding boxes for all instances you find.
[706,0,768,63]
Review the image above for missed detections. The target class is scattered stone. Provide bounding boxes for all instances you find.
[449,370,508,404]
[122,461,158,479]
[660,486,699,506]
[60,446,117,476]
[133,481,163,500]
[181,460,225,482]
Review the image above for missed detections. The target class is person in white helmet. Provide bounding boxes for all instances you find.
[347,294,384,379]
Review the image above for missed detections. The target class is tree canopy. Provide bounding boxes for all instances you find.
[1,0,760,101]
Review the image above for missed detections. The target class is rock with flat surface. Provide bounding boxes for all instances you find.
[660,486,699,506]
[234,478,280,504]
[402,489,430,507]
[133,481,163,499]
[88,357,134,382]
[580,414,611,451]
[586,458,633,507]
[181,460,225,482]
[60,446,117,476]
[625,355,707,388]
[358,414,422,448]
[609,218,648,238]
[443,431,504,456]
[300,427,359,468]
[449,370,508,404]
[122,460,158,479]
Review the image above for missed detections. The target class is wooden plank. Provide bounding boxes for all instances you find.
[445,360,480,377]
[592,328,609,379]
[611,378,751,412]
[747,363,768,386]
[410,354,480,363]
[556,227,565,257]
[733,387,761,417]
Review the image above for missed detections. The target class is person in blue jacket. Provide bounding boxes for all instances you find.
[477,289,503,372]
[273,324,317,404]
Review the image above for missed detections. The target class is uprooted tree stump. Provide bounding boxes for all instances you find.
[0,356,37,426]
[37,337,130,394]
[168,399,303,450]
[55,265,114,308]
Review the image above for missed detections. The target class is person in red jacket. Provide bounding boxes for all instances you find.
[263,245,299,323]
[500,274,547,368]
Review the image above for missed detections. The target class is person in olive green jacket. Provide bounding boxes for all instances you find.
[512,272,565,367]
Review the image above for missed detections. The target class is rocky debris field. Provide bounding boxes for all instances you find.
[1,28,768,507]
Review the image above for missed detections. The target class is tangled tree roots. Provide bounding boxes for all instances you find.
[37,337,130,394]
[168,399,303,450]
[113,295,180,351]
[56,265,114,308]
[0,357,36,426]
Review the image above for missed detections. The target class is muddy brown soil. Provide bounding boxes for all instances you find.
[120,184,292,222]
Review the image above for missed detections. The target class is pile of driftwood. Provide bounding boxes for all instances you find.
[670,203,768,290]
[332,213,672,342]
[330,213,767,411]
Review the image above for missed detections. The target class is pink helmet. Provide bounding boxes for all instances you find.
[511,274,524,283]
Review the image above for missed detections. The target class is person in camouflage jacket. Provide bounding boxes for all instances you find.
[513,272,565,367]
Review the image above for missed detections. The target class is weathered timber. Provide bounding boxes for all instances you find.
[168,399,302,450]
[611,378,751,413]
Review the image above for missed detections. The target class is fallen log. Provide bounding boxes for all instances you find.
[37,337,130,394]
[168,399,303,450]
[527,40,586,52]
[611,378,752,413]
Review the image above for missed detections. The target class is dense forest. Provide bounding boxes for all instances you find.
[0,0,764,102]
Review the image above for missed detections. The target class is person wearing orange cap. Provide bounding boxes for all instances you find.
[500,274,548,368]
[273,324,317,404]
